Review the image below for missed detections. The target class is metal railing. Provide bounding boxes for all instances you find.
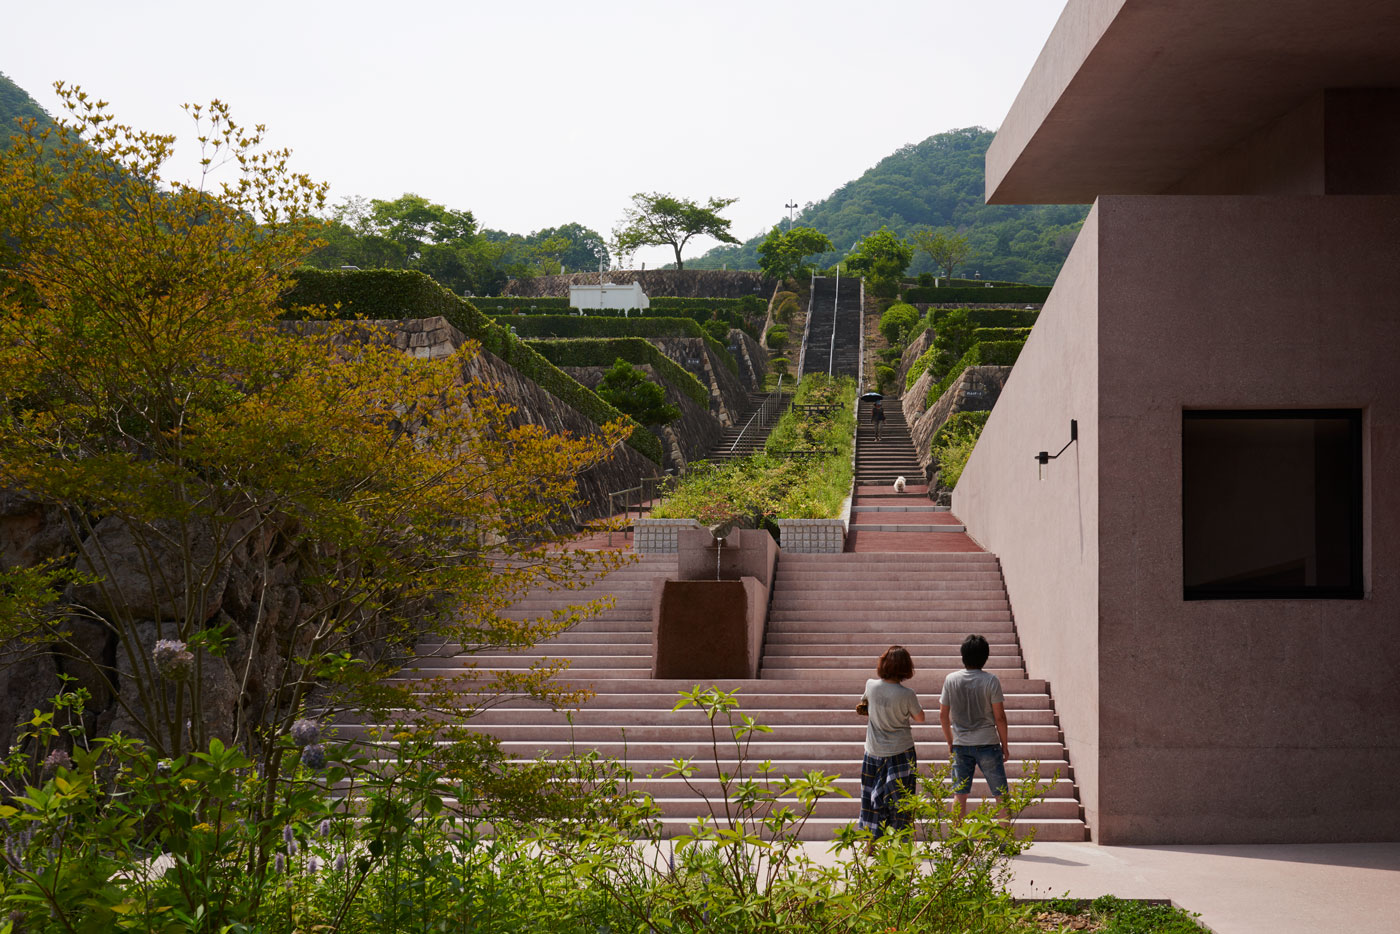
[726,374,788,456]
[605,474,673,546]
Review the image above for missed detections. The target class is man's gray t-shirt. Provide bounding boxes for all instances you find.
[939,668,1004,746]
[862,678,923,756]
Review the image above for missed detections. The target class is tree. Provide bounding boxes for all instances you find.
[757,225,834,281]
[845,227,913,297]
[612,192,739,271]
[595,359,680,426]
[530,222,610,272]
[910,226,974,279]
[765,326,789,352]
[0,87,627,775]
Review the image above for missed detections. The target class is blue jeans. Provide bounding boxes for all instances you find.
[950,744,1009,797]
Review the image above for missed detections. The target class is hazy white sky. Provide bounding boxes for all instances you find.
[2,0,1065,267]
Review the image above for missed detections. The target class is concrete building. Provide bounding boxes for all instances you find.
[569,281,650,312]
[954,0,1400,844]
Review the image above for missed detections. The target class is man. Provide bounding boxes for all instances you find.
[939,633,1011,820]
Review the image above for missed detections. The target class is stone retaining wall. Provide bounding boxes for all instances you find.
[906,365,1014,481]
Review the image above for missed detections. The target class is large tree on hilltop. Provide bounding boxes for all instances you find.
[612,192,739,271]
[757,225,833,281]
[910,225,974,279]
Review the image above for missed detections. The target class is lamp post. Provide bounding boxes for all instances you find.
[785,200,798,231]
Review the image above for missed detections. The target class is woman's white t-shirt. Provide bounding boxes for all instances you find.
[861,678,923,756]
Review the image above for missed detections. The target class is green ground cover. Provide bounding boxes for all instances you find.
[651,375,855,524]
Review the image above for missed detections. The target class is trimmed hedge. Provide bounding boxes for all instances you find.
[971,327,1032,343]
[527,338,709,408]
[480,294,766,315]
[927,307,1040,329]
[498,315,739,375]
[903,285,1050,304]
[280,268,664,464]
[927,340,1026,406]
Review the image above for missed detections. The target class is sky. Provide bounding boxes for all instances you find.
[1,0,1066,268]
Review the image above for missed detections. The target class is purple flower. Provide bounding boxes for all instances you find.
[300,744,326,770]
[283,825,295,846]
[334,852,347,872]
[319,819,331,838]
[289,719,320,748]
[152,639,195,681]
[273,852,285,873]
[41,749,72,773]
[306,855,321,873]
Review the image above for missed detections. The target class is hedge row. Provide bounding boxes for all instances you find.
[480,294,766,314]
[280,268,664,464]
[491,304,759,342]
[903,285,1050,304]
[526,338,710,408]
[927,307,1040,329]
[971,327,1033,343]
[927,340,1027,406]
[494,315,739,374]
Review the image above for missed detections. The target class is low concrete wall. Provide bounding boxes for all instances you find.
[776,518,845,553]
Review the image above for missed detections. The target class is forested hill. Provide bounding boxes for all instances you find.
[0,72,56,139]
[689,127,1089,285]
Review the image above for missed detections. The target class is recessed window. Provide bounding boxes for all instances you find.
[1182,410,1362,600]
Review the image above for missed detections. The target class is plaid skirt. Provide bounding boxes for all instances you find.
[859,747,918,836]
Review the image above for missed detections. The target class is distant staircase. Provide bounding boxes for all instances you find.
[800,277,862,380]
[704,389,792,463]
[855,400,925,486]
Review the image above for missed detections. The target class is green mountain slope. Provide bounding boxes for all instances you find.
[689,127,1088,285]
[0,72,56,139]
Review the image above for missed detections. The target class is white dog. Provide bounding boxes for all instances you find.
[893,475,907,494]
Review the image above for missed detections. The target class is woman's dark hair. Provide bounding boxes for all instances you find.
[960,634,991,669]
[877,645,915,682]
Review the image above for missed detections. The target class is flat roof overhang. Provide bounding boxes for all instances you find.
[987,0,1400,204]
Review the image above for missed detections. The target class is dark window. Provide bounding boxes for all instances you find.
[1182,410,1362,600]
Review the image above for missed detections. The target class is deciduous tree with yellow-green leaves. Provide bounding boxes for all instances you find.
[0,85,628,780]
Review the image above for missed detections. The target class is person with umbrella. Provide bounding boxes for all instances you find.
[863,391,886,441]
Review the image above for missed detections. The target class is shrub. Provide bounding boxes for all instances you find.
[930,410,990,489]
[526,337,708,407]
[282,268,664,463]
[926,306,1040,329]
[595,358,681,425]
[776,296,801,324]
[971,326,1033,343]
[701,318,730,343]
[927,340,1027,406]
[878,301,921,346]
[902,284,1050,303]
[770,356,791,379]
[875,364,898,394]
[917,272,935,287]
[766,325,789,351]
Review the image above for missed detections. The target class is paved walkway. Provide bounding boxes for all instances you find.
[1006,841,1400,933]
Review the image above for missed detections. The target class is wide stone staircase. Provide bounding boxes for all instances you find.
[364,550,1087,842]
[855,399,925,486]
[800,276,862,380]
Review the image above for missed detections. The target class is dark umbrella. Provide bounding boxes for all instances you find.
[860,391,883,401]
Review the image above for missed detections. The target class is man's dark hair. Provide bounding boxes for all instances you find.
[960,634,990,669]
[877,645,915,682]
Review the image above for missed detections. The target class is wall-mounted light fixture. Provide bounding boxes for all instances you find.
[1035,419,1078,480]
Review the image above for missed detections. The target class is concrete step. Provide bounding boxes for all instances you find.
[448,707,1058,726]
[647,816,1088,842]
[401,723,1061,744]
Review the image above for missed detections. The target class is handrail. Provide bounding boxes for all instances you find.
[829,266,840,377]
[796,270,816,377]
[605,474,673,547]
[727,374,788,456]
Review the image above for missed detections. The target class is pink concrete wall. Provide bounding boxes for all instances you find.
[1093,195,1400,844]
[963,195,1400,844]
[953,206,1103,831]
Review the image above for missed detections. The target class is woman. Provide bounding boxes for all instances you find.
[871,399,886,441]
[857,645,926,848]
